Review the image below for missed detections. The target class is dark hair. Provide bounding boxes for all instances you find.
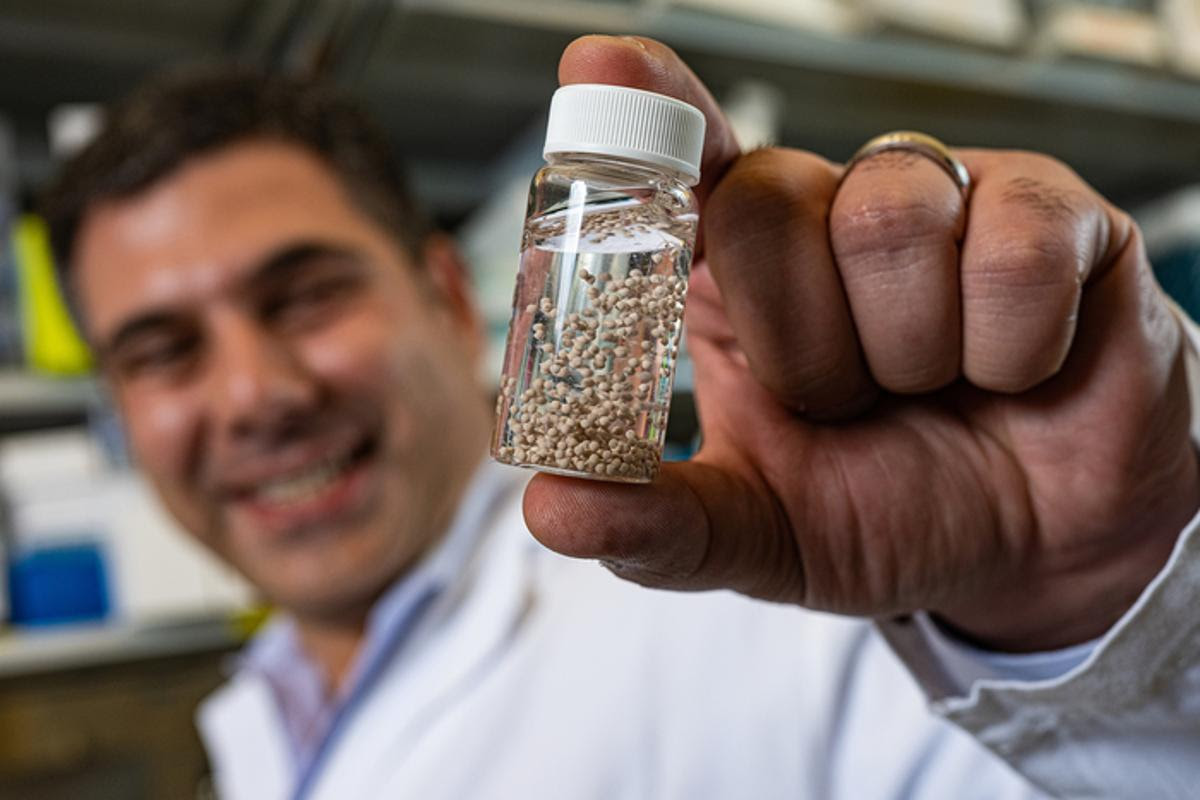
[41,63,431,287]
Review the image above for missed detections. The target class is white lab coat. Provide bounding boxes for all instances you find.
[199,302,1200,800]
[199,485,1046,800]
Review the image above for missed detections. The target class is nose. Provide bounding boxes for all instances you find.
[206,312,319,441]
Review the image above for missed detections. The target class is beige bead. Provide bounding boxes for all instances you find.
[501,250,689,479]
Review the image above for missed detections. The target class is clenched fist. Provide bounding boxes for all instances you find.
[524,35,1199,651]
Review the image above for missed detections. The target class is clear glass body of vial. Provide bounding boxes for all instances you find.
[491,152,699,483]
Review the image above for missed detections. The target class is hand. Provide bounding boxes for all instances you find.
[523,35,1200,651]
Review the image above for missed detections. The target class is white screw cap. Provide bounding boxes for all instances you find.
[543,84,706,185]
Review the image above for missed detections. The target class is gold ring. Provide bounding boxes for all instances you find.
[844,130,971,197]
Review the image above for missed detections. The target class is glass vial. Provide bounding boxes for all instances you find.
[492,84,706,483]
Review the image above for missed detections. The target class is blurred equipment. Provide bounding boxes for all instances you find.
[1,431,111,626]
[228,0,394,81]
[1032,0,1164,66]
[8,543,109,626]
[0,619,241,799]
[1161,0,1200,78]
[12,215,92,376]
[0,429,252,625]
[864,0,1028,47]
[721,80,785,151]
[669,0,872,35]
[47,104,104,161]
[0,430,253,796]
[456,117,547,383]
[0,115,17,369]
[1135,186,1200,320]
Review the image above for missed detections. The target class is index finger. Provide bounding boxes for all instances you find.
[558,35,741,207]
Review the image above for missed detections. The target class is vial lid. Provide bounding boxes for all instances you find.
[543,84,706,185]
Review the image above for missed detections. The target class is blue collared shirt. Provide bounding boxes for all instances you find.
[238,460,520,800]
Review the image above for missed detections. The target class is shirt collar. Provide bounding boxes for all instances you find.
[237,458,525,767]
[352,458,521,684]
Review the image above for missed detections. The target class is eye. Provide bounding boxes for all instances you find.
[116,331,200,378]
[262,275,358,327]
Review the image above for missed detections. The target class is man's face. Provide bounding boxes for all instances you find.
[74,140,489,619]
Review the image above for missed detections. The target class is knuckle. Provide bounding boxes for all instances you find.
[964,232,1079,392]
[706,148,830,247]
[990,152,1103,230]
[831,189,954,261]
[998,176,1086,229]
[966,230,1083,307]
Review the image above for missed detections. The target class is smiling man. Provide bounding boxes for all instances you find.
[43,36,1200,800]
[71,137,489,689]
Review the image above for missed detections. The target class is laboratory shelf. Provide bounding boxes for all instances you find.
[4,0,1200,216]
[0,369,99,434]
[414,0,1200,126]
[0,615,243,680]
[370,2,1200,213]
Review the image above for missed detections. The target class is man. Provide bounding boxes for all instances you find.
[44,34,1200,800]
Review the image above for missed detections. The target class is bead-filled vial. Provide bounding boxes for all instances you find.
[492,84,705,483]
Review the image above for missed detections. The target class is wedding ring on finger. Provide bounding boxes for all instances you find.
[843,130,971,198]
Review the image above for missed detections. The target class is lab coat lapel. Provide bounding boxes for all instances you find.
[197,673,294,800]
[306,487,538,798]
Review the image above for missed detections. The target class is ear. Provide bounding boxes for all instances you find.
[419,232,485,362]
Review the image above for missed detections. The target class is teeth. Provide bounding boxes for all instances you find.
[254,455,351,505]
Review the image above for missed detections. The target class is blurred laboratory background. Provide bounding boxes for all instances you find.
[0,0,1199,796]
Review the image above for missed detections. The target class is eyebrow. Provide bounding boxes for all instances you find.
[245,241,363,291]
[99,241,364,361]
[100,311,186,364]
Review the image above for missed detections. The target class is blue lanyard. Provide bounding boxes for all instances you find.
[289,588,439,800]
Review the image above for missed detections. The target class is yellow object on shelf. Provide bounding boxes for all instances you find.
[229,604,274,639]
[13,213,92,374]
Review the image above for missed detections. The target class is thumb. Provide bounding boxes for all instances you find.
[522,459,805,602]
[536,37,788,597]
[558,35,742,209]
[522,329,808,603]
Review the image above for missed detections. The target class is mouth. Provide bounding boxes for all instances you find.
[229,434,380,536]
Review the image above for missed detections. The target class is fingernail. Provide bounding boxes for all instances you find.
[619,35,649,51]
[599,559,631,574]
